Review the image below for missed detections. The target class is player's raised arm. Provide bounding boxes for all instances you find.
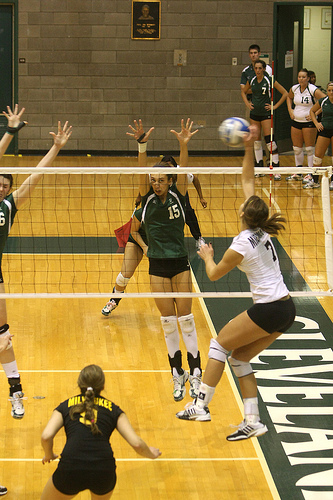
[0,105,27,158]
[170,118,198,195]
[12,121,72,210]
[127,119,154,196]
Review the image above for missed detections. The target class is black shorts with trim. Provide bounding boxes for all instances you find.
[149,256,190,278]
[291,120,315,129]
[250,112,271,122]
[52,463,117,496]
[318,128,333,139]
[247,296,296,334]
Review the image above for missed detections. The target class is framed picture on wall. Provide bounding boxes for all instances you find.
[321,7,331,29]
[132,1,161,40]
[304,8,310,29]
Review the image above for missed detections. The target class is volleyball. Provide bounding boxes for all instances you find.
[218,117,250,147]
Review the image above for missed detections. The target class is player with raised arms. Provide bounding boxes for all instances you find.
[126,118,203,402]
[176,126,296,441]
[0,107,72,419]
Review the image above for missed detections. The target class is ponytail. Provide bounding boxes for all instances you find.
[243,195,286,235]
[69,364,105,435]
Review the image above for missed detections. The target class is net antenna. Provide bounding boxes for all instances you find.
[269,60,274,209]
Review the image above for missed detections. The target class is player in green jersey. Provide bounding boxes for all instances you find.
[310,82,333,189]
[0,105,72,419]
[126,118,203,402]
[241,60,288,181]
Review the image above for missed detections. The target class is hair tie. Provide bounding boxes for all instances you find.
[91,419,95,423]
[87,386,93,391]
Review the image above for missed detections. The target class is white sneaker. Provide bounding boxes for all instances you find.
[101,299,118,316]
[195,237,206,250]
[303,180,320,189]
[189,374,201,399]
[274,174,281,181]
[10,391,25,419]
[176,401,211,421]
[286,173,303,181]
[172,370,189,401]
[302,174,313,184]
[226,419,268,441]
[0,484,7,496]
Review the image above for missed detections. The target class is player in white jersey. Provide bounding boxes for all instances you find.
[286,69,325,182]
[176,126,296,441]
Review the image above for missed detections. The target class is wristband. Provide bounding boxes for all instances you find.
[138,142,147,153]
[6,121,27,135]
[137,133,146,143]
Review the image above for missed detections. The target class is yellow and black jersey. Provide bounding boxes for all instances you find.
[55,394,124,469]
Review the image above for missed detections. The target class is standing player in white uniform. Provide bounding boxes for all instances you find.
[286,68,325,183]
[176,127,296,441]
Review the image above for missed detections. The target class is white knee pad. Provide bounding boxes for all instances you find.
[293,146,303,156]
[208,338,228,363]
[115,272,130,287]
[305,146,315,156]
[161,316,178,335]
[228,356,253,378]
[313,155,322,166]
[178,313,195,335]
[254,141,262,151]
[266,141,278,152]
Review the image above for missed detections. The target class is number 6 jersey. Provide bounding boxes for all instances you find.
[230,228,289,303]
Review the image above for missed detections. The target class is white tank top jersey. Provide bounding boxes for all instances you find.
[291,83,317,122]
[230,228,289,303]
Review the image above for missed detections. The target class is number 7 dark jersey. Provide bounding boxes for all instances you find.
[230,228,289,303]
[141,184,187,259]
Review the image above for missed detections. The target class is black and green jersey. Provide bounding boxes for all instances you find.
[0,193,17,257]
[141,185,187,259]
[250,74,272,116]
[319,96,333,129]
[240,64,272,86]
[127,207,148,246]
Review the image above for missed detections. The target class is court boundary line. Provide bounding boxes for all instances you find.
[0,457,260,463]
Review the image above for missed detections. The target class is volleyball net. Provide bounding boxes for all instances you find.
[2,165,333,298]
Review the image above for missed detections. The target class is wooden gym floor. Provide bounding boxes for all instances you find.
[0,153,332,499]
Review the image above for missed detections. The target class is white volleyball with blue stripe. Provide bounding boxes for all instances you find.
[218,117,250,147]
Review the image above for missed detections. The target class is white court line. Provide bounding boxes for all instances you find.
[19,369,170,373]
[0,457,259,462]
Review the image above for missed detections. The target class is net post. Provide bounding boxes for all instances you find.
[321,171,333,288]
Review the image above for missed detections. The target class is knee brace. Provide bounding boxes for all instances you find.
[178,313,195,335]
[313,155,322,166]
[0,324,9,335]
[161,316,178,335]
[293,146,303,156]
[305,146,315,156]
[264,136,278,153]
[208,338,228,363]
[115,272,130,288]
[254,141,262,151]
[228,356,253,378]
